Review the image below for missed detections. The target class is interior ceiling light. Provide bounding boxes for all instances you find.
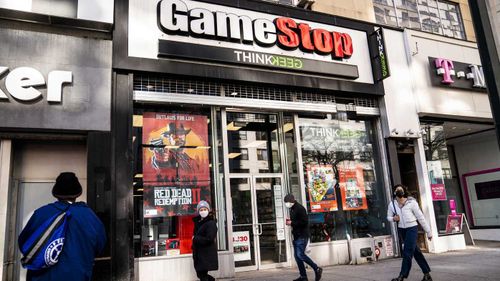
[283,123,294,133]
[133,115,143,127]
[227,122,243,131]
[230,92,238,96]
[228,152,242,159]
[187,88,195,93]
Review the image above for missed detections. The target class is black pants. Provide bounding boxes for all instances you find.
[196,270,215,281]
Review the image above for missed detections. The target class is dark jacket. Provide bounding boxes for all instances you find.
[290,202,310,240]
[192,214,218,272]
[19,201,106,281]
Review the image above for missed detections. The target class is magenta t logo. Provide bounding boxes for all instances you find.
[434,58,455,84]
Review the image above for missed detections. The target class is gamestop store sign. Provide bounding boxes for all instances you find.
[129,0,374,83]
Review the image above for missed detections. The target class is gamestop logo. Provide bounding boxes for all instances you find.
[158,0,354,60]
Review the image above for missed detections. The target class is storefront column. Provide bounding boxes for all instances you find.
[414,138,439,253]
[88,132,113,280]
[0,140,12,279]
[112,72,135,281]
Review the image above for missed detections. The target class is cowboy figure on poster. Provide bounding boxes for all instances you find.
[149,122,193,178]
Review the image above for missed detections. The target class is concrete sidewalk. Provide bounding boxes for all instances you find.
[223,241,500,281]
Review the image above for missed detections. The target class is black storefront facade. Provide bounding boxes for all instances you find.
[0,17,113,281]
[110,0,397,280]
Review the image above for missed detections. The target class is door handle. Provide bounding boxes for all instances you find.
[257,223,263,235]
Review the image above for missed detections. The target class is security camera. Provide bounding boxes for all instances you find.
[406,129,415,136]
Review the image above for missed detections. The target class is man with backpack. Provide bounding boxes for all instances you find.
[18,172,106,281]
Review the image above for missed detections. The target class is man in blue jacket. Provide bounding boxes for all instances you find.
[18,172,107,281]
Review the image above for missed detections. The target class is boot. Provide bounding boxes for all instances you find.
[391,275,405,281]
[315,267,323,281]
[422,273,432,281]
[293,277,308,281]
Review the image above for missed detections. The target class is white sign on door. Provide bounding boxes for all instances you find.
[273,185,286,241]
[384,237,394,257]
[233,231,251,262]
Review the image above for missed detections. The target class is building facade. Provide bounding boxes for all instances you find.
[114,0,399,280]
[0,1,114,280]
[1,1,499,281]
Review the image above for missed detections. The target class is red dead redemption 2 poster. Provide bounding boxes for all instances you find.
[142,112,211,218]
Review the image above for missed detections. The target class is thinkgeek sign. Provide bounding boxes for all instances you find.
[128,0,374,82]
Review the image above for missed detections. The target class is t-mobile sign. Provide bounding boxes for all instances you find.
[429,57,487,92]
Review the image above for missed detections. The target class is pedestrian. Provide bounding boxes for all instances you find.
[387,184,433,281]
[284,194,323,281]
[192,200,218,281]
[18,172,106,281]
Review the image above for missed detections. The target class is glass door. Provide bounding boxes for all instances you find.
[230,175,288,271]
[225,111,289,270]
[253,175,288,269]
[231,176,258,270]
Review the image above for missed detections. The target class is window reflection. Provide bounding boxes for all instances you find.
[132,106,227,257]
[373,0,465,40]
[421,122,466,235]
[298,114,389,242]
[227,113,281,174]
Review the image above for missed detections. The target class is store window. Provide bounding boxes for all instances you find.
[373,0,466,40]
[298,114,390,242]
[227,112,281,174]
[132,106,227,257]
[421,122,466,235]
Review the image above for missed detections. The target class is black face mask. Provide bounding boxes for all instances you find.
[395,190,405,198]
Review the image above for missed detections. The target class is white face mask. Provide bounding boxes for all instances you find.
[199,210,209,218]
[285,202,294,208]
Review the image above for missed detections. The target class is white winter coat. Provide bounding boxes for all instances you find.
[387,197,432,236]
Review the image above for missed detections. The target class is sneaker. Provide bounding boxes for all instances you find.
[293,277,308,281]
[422,273,432,281]
[315,267,323,281]
[391,276,405,281]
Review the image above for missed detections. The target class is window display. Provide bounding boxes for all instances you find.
[421,122,466,235]
[133,106,226,257]
[299,114,389,242]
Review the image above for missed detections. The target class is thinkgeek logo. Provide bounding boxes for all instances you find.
[434,58,486,89]
[158,0,354,60]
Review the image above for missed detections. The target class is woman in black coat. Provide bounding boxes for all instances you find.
[192,200,218,281]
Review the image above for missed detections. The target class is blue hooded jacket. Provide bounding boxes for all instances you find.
[18,201,106,281]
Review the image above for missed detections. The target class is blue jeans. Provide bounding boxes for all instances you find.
[399,226,431,278]
[293,238,319,278]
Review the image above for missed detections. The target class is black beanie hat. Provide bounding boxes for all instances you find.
[284,193,295,203]
[52,172,82,199]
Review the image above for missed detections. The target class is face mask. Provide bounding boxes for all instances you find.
[199,210,209,218]
[395,190,405,198]
[285,202,294,208]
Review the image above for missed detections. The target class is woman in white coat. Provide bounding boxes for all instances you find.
[387,184,433,281]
